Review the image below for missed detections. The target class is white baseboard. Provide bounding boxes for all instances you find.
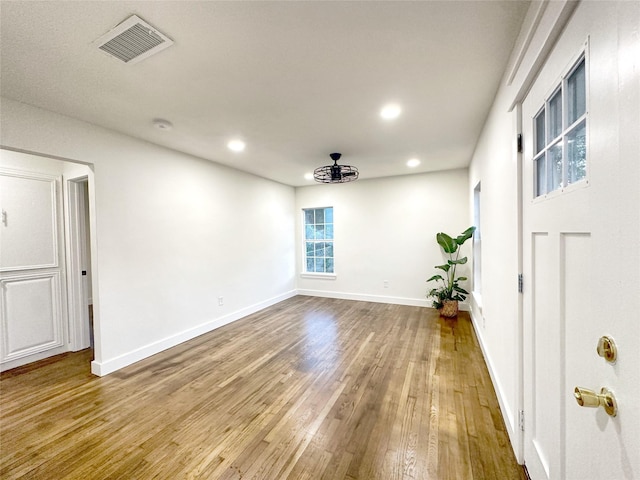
[468,306,519,459]
[297,288,432,307]
[297,288,471,311]
[90,290,297,376]
[90,290,469,377]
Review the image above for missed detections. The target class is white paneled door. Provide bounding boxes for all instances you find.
[521,6,640,478]
[0,169,68,369]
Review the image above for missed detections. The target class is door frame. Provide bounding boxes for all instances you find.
[0,147,100,370]
[64,175,92,351]
[508,1,580,470]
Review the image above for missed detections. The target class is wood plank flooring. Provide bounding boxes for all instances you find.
[0,296,525,479]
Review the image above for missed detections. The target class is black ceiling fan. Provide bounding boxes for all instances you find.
[313,153,359,184]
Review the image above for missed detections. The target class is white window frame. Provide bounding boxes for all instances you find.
[472,182,482,306]
[301,206,336,279]
[533,47,589,200]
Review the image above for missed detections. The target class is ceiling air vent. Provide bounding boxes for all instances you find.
[94,15,173,65]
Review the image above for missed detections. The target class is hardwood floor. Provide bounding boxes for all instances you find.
[0,296,524,479]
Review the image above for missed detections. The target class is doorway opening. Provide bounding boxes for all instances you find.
[66,175,95,360]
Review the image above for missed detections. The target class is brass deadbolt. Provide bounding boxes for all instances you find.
[596,336,617,363]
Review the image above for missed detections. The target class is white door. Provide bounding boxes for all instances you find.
[0,169,68,370]
[521,5,640,479]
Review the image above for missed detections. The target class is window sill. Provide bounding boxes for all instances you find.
[300,272,337,280]
[472,291,483,312]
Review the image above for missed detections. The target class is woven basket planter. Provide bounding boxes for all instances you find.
[440,300,459,318]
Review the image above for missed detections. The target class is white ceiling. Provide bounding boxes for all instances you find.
[0,1,530,186]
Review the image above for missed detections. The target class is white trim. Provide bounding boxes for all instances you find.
[471,290,483,313]
[0,270,65,362]
[297,288,464,309]
[299,273,336,280]
[90,290,297,376]
[468,306,519,460]
[0,169,60,272]
[505,0,548,87]
[508,0,580,112]
[0,345,69,372]
[515,102,525,465]
[301,206,335,276]
[64,176,91,352]
[90,291,472,376]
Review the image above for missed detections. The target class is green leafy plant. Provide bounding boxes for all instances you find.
[427,226,476,310]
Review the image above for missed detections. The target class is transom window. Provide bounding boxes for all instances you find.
[533,55,587,197]
[303,207,334,274]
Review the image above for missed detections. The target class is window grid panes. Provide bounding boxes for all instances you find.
[533,55,587,197]
[303,207,334,273]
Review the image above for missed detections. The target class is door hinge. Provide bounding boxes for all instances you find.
[519,410,525,431]
[518,274,523,293]
[517,134,523,153]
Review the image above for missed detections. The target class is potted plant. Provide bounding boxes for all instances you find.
[427,226,476,317]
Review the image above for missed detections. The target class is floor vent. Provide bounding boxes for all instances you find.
[94,15,173,65]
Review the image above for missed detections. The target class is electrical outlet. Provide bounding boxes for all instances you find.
[218,296,224,306]
[383,280,389,288]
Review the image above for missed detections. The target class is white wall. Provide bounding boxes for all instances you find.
[466,0,580,458]
[296,169,470,306]
[468,0,640,469]
[467,74,521,445]
[1,98,296,375]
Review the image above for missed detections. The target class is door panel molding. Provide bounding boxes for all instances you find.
[0,270,64,361]
[0,169,59,272]
[0,165,68,371]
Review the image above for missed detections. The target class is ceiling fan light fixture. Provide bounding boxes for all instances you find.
[313,153,359,184]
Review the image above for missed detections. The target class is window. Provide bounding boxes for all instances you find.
[303,207,334,274]
[473,182,481,297]
[533,55,587,197]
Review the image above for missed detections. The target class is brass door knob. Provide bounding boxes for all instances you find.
[574,386,617,417]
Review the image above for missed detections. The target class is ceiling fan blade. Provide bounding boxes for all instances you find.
[342,171,356,176]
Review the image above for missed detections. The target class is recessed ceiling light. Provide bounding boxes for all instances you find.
[304,173,314,181]
[153,118,173,130]
[227,139,246,152]
[407,158,421,168]
[380,103,401,120]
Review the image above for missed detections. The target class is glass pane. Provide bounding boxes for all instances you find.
[548,89,562,140]
[305,225,314,239]
[306,242,314,255]
[567,58,586,124]
[315,209,324,224]
[315,225,325,239]
[315,242,325,257]
[567,121,586,184]
[535,110,546,153]
[315,258,325,272]
[325,242,333,257]
[306,258,315,272]
[325,258,334,273]
[325,224,334,239]
[304,210,314,225]
[535,155,546,197]
[325,207,333,223]
[547,143,563,192]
